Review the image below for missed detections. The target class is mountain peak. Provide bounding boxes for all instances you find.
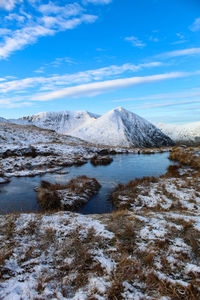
[2,108,174,147]
[110,106,127,113]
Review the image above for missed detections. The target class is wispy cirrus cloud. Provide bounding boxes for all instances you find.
[125,36,146,48]
[0,25,55,59]
[32,72,191,101]
[114,87,200,112]
[83,0,112,4]
[113,88,200,103]
[34,57,77,73]
[0,0,21,11]
[0,0,113,59]
[157,47,200,59]
[38,2,83,17]
[0,61,163,93]
[5,13,25,23]
[0,69,199,107]
[189,17,200,32]
[137,98,200,110]
[171,33,187,45]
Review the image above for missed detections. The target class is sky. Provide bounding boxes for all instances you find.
[0,0,200,124]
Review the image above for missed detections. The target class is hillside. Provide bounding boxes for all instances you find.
[157,121,200,145]
[70,107,174,147]
[9,107,174,147]
[20,110,99,135]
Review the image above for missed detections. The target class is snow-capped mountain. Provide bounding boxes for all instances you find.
[0,117,9,123]
[157,122,200,145]
[69,107,174,147]
[17,107,173,147]
[20,110,99,134]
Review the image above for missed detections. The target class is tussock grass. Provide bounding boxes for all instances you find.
[90,155,113,166]
[110,176,158,209]
[38,176,101,211]
[169,146,200,169]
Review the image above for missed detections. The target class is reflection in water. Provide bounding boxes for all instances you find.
[0,152,173,214]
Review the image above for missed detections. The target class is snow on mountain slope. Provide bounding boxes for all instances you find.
[0,122,87,145]
[70,107,174,147]
[1,108,174,147]
[20,110,99,134]
[157,122,200,144]
[0,117,9,123]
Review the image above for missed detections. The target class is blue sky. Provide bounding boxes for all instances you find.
[0,0,200,123]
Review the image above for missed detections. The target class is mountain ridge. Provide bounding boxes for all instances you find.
[69,107,174,147]
[0,107,174,147]
[156,121,200,145]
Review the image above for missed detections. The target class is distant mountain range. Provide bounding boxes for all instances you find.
[0,117,9,123]
[1,107,175,147]
[156,122,200,145]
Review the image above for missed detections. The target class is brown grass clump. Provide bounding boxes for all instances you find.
[110,176,158,209]
[38,184,61,211]
[169,147,200,170]
[37,176,101,211]
[90,155,113,166]
[146,271,199,300]
[166,164,180,177]
[108,256,140,300]
[65,175,101,194]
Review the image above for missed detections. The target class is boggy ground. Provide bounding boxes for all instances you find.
[37,176,101,211]
[0,146,200,299]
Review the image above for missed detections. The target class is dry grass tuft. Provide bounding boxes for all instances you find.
[37,176,101,211]
[90,155,113,166]
[169,147,200,170]
[110,176,158,209]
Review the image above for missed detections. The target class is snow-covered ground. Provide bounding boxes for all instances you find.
[111,166,200,213]
[0,122,98,180]
[0,121,172,181]
[0,194,199,299]
[0,129,199,299]
[157,121,200,144]
[0,121,87,145]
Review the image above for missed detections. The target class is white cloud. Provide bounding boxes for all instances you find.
[0,0,21,11]
[32,72,189,101]
[0,13,97,59]
[171,32,187,45]
[1,69,199,108]
[0,28,12,35]
[0,25,55,59]
[38,2,83,17]
[84,0,112,4]
[176,33,184,40]
[5,13,25,23]
[189,17,200,32]
[125,36,146,48]
[113,88,200,103]
[157,47,200,59]
[51,57,77,66]
[0,1,101,59]
[0,61,162,93]
[137,98,200,109]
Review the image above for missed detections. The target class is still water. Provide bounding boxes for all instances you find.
[0,152,173,214]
